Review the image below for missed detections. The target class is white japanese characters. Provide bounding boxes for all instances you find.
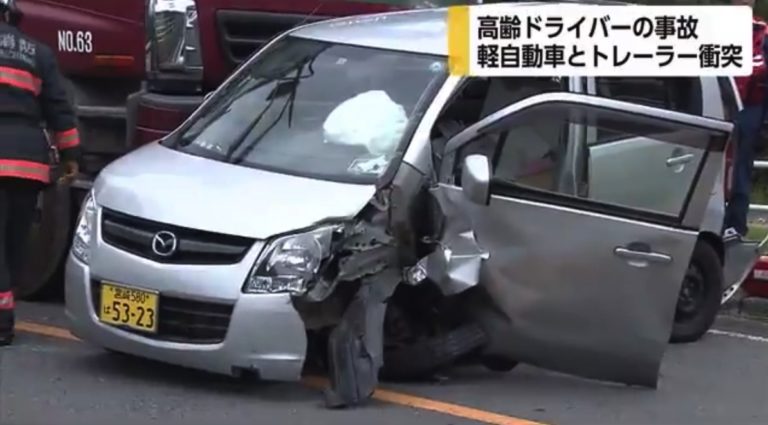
[449,4,753,77]
[57,30,93,54]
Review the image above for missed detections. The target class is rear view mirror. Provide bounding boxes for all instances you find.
[461,154,491,205]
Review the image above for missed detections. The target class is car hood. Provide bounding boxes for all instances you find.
[92,142,377,239]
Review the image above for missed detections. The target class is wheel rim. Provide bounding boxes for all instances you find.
[675,263,706,322]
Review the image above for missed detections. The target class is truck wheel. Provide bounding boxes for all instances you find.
[13,181,73,300]
[670,240,722,344]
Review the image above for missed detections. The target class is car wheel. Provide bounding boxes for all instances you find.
[670,240,722,344]
[382,323,488,381]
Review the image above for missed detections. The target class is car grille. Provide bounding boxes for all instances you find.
[91,281,234,344]
[216,10,328,66]
[100,208,254,265]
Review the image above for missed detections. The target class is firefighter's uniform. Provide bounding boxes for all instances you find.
[0,5,80,344]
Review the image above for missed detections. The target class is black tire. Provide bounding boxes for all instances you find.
[13,181,73,300]
[670,240,723,344]
[481,355,519,372]
[381,323,488,381]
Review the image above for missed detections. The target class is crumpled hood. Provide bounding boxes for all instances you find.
[93,142,376,239]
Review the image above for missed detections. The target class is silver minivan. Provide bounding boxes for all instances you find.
[64,5,764,407]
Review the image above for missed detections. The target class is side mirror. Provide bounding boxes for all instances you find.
[461,154,491,205]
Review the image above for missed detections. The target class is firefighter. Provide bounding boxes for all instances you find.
[0,0,80,345]
[724,0,768,241]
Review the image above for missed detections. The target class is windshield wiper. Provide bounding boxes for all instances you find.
[174,75,275,148]
[222,79,281,158]
[230,54,318,164]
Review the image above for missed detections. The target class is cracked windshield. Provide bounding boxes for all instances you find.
[170,36,447,183]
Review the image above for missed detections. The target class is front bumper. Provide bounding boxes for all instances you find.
[64,244,308,381]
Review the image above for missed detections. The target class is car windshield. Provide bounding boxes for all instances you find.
[165,36,447,184]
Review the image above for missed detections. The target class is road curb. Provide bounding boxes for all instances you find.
[721,289,768,321]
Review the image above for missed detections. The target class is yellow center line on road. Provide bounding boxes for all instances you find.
[302,376,546,425]
[15,320,548,425]
[15,320,81,342]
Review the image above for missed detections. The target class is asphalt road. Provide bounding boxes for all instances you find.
[2,301,768,425]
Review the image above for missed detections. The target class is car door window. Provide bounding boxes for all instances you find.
[478,77,566,119]
[432,77,567,141]
[594,77,703,143]
[453,100,726,224]
[456,105,567,194]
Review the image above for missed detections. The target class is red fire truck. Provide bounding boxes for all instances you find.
[14,0,474,299]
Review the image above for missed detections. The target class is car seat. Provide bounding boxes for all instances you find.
[477,78,564,191]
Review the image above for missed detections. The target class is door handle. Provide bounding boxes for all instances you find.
[614,247,672,267]
[666,153,695,167]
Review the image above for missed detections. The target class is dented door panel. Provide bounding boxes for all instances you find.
[414,188,489,296]
[426,93,731,388]
[432,184,697,387]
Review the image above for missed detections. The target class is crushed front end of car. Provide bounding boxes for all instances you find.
[243,212,403,407]
[117,29,469,408]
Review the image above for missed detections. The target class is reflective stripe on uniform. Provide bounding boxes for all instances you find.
[0,66,41,95]
[54,128,80,149]
[0,159,49,183]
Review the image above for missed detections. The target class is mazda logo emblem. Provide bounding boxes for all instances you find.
[151,231,178,257]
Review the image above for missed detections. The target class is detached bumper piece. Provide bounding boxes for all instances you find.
[323,268,400,408]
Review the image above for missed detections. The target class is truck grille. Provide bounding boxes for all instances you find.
[91,281,234,344]
[100,208,254,265]
[216,10,328,66]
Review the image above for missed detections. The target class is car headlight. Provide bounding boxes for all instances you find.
[72,191,97,264]
[244,226,341,296]
[147,0,202,74]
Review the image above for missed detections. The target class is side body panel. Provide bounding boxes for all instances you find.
[17,0,146,78]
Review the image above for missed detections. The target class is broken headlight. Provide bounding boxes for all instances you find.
[244,226,341,296]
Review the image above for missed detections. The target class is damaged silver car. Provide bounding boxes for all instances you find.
[64,5,766,408]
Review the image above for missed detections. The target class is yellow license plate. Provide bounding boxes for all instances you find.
[99,282,159,333]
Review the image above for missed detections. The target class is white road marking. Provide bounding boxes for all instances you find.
[708,329,768,343]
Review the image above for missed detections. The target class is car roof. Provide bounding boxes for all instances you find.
[290,1,630,56]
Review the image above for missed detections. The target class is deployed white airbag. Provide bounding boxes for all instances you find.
[322,90,408,156]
